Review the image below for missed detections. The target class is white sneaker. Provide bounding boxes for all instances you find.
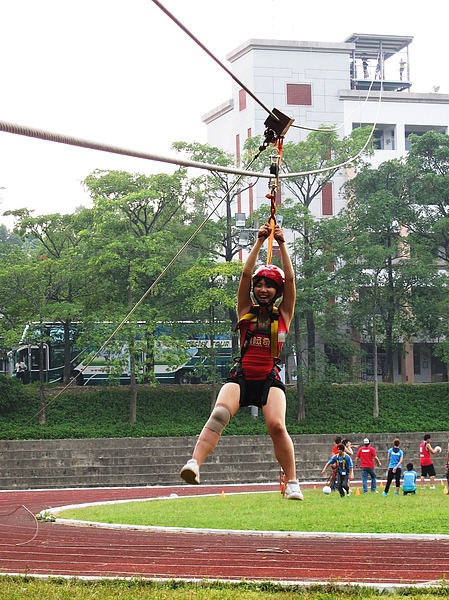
[180,459,200,485]
[283,480,304,500]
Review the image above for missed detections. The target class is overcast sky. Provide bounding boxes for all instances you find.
[0,0,445,224]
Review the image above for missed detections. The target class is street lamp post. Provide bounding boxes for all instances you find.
[234,213,283,248]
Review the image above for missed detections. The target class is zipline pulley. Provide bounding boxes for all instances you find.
[259,108,295,152]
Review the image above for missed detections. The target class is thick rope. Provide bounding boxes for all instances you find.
[0,119,270,180]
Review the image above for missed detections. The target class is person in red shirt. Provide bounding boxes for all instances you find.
[180,222,303,500]
[355,438,382,493]
[419,434,440,489]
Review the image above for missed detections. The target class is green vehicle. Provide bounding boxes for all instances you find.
[11,321,233,385]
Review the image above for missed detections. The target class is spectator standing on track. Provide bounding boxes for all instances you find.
[321,444,354,498]
[383,438,403,496]
[402,462,418,495]
[355,438,382,493]
[419,434,439,489]
[332,436,342,454]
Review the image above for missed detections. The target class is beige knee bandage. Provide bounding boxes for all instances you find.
[204,405,232,435]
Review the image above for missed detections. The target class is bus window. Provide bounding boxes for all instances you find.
[30,348,46,370]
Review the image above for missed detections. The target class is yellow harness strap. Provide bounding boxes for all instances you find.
[237,306,280,359]
[270,308,279,359]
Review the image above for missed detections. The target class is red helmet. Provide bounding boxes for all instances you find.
[252,264,285,291]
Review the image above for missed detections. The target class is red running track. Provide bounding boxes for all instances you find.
[0,484,448,586]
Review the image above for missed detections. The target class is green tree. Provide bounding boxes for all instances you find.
[0,245,76,423]
[405,131,449,368]
[3,208,97,385]
[280,126,372,379]
[83,168,199,422]
[342,159,429,389]
[177,259,241,405]
[407,130,449,265]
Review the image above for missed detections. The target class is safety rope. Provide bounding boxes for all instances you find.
[265,138,284,265]
[0,1,381,429]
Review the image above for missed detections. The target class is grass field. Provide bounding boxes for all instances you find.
[56,486,449,535]
[1,577,449,599]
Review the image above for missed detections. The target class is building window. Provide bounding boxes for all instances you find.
[322,183,333,216]
[286,83,312,106]
[405,125,447,150]
[353,124,396,150]
[235,134,240,165]
[414,344,421,375]
[239,89,246,112]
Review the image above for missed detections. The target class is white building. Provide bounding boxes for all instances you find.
[202,34,449,383]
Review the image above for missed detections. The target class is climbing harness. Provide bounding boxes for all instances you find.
[229,304,283,407]
[237,305,280,360]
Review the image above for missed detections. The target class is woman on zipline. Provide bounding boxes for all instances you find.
[180,221,303,500]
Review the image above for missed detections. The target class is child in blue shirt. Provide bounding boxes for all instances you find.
[321,444,354,498]
[402,462,418,495]
[383,438,404,496]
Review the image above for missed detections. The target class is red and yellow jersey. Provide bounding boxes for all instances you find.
[238,312,288,380]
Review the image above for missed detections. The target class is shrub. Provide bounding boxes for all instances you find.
[0,375,30,413]
[0,382,448,439]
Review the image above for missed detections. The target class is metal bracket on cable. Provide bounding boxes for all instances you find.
[259,108,295,151]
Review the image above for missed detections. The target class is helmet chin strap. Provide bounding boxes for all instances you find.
[255,291,282,308]
[257,298,275,307]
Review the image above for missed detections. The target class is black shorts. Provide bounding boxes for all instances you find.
[421,464,436,478]
[226,375,285,408]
